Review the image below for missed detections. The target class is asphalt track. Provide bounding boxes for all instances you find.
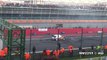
[25,35,107,52]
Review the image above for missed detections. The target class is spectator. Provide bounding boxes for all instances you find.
[0,50,5,60]
[68,45,73,56]
[53,50,60,57]
[42,49,46,56]
[24,52,31,60]
[46,50,51,56]
[60,47,65,54]
[3,47,8,55]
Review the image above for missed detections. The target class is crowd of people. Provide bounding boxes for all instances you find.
[1,2,59,8]
[1,44,107,60]
[0,45,73,60]
[23,45,73,60]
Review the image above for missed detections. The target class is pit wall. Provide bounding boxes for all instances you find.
[26,28,107,36]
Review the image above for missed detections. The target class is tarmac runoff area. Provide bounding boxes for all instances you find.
[25,35,107,52]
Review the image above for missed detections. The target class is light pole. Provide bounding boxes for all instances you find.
[79,28,83,58]
[100,28,103,46]
[29,28,32,52]
[97,28,103,46]
[32,46,36,60]
[57,27,61,50]
[80,28,83,50]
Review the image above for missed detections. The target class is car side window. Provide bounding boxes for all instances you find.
[52,35,55,37]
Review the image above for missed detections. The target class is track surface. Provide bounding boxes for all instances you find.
[25,35,107,52]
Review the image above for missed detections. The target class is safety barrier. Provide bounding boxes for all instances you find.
[4,28,106,37]
[25,28,107,38]
[25,28,107,35]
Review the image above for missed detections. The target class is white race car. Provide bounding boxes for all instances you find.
[52,34,65,41]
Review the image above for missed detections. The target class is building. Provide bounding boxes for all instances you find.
[0,0,107,28]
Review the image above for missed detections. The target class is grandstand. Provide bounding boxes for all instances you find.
[0,0,107,28]
[0,1,107,60]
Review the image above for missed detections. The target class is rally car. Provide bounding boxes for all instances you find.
[51,34,65,41]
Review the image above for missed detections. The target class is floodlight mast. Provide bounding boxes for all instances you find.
[0,19,26,60]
